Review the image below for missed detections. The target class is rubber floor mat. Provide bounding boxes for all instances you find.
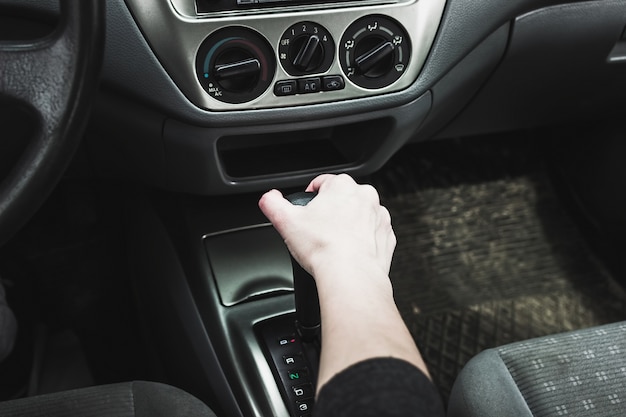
[368,135,626,402]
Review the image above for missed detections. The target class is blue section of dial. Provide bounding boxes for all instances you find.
[203,37,241,77]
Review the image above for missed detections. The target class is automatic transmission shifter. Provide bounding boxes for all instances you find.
[285,192,320,343]
[256,191,321,417]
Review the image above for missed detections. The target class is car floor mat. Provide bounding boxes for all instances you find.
[368,134,626,402]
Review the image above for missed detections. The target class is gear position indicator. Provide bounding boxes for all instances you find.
[339,15,411,89]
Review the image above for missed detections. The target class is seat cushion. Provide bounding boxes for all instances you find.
[448,321,626,416]
[0,381,217,417]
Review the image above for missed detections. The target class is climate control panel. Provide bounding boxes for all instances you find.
[195,16,413,105]
[125,0,447,111]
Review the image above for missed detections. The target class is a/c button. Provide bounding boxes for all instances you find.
[297,78,321,94]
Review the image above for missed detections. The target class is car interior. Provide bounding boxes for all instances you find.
[1,0,626,415]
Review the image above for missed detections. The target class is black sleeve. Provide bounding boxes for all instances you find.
[313,357,445,417]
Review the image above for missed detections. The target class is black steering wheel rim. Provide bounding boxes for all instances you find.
[0,0,104,246]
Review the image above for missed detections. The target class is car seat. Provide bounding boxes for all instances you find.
[448,321,626,416]
[0,381,217,417]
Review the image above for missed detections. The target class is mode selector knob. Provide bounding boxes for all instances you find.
[279,22,334,76]
[340,15,411,89]
[355,41,394,76]
[196,27,276,104]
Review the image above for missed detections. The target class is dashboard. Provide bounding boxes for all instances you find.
[7,0,625,195]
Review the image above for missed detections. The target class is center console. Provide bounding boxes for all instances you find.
[128,192,328,417]
[117,1,447,415]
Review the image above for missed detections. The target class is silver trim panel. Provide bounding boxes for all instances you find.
[124,0,446,111]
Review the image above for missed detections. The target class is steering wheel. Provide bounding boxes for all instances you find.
[0,0,104,246]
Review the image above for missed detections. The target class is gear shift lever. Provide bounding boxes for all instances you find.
[285,192,320,343]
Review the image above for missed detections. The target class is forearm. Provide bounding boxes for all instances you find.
[314,263,431,393]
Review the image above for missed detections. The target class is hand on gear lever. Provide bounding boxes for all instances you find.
[259,174,430,393]
[284,192,320,344]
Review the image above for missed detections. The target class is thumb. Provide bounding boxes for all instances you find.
[258,189,296,234]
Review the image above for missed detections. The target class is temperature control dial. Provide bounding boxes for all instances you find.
[196,27,276,104]
[279,22,335,76]
[339,15,411,89]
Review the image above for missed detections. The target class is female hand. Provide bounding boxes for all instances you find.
[258,174,396,282]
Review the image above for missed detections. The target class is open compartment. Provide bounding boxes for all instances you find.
[216,117,393,179]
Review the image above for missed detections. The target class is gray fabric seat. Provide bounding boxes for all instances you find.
[0,381,217,417]
[448,321,626,416]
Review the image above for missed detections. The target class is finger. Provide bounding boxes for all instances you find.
[378,205,392,227]
[360,184,381,206]
[375,206,396,272]
[386,224,397,266]
[305,174,337,192]
[258,189,295,232]
[307,173,360,193]
[380,230,396,273]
